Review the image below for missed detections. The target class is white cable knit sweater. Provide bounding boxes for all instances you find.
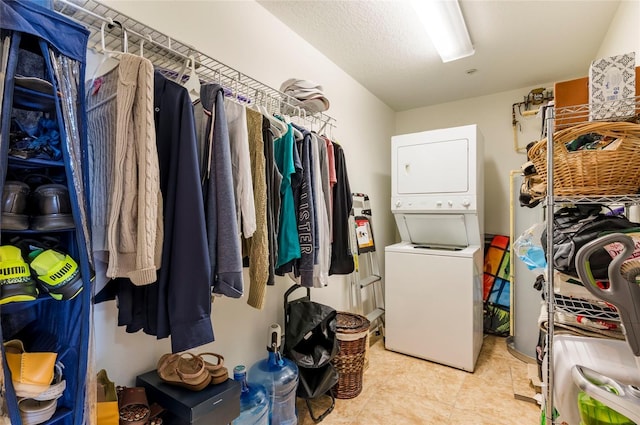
[105,53,163,285]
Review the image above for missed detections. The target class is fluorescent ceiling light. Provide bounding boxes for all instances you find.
[412,0,475,63]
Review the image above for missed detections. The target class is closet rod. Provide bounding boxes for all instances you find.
[52,0,337,130]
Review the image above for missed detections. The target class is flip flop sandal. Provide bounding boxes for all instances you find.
[118,387,150,425]
[156,353,211,391]
[18,397,57,425]
[199,353,229,385]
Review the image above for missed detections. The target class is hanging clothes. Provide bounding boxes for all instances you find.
[224,98,256,239]
[274,123,302,269]
[323,136,337,238]
[102,72,214,353]
[152,71,213,351]
[316,134,332,239]
[244,108,269,309]
[311,133,330,287]
[109,54,163,285]
[262,117,282,286]
[192,91,208,188]
[86,67,117,263]
[87,53,163,286]
[202,83,243,298]
[291,125,315,287]
[329,142,354,275]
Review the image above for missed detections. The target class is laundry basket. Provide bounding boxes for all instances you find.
[331,312,370,399]
[528,121,640,196]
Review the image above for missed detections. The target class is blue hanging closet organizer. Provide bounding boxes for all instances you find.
[0,1,92,424]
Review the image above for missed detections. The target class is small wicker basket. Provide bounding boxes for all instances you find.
[528,121,640,196]
[331,312,370,399]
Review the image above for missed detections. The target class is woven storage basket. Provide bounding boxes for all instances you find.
[331,312,370,399]
[528,121,640,196]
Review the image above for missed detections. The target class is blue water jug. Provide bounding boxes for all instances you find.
[232,365,269,425]
[248,324,299,425]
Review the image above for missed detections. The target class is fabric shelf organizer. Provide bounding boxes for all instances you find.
[1,1,94,424]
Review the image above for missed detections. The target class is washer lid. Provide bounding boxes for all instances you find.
[385,241,481,258]
[396,213,468,248]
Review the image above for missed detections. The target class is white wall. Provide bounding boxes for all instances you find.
[92,0,396,386]
[596,0,640,61]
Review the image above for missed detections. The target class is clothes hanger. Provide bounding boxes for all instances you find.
[300,107,311,132]
[273,100,294,137]
[88,20,127,92]
[266,95,288,138]
[318,117,329,137]
[329,119,334,141]
[247,88,262,112]
[138,35,152,58]
[181,56,201,103]
[238,78,251,104]
[250,89,286,138]
[224,74,241,105]
[175,54,189,83]
[309,114,318,135]
[287,105,303,140]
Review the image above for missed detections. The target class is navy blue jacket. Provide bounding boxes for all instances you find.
[152,72,214,351]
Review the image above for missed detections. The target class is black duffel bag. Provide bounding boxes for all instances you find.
[541,204,639,279]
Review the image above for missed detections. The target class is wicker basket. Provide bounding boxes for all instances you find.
[528,121,640,196]
[331,312,370,399]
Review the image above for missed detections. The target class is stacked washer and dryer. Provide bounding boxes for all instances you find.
[385,124,485,372]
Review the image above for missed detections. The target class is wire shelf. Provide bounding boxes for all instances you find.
[554,95,640,131]
[52,0,337,129]
[553,292,620,322]
[552,195,640,205]
[541,279,621,322]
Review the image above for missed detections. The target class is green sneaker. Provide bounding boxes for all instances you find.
[0,245,38,304]
[29,249,83,301]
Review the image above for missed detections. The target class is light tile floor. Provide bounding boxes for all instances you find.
[297,334,542,425]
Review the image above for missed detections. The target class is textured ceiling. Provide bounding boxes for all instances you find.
[257,0,622,111]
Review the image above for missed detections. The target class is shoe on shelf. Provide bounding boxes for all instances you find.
[28,248,83,301]
[18,397,57,425]
[117,387,150,425]
[2,181,30,230]
[156,353,212,391]
[199,352,229,385]
[32,361,66,401]
[30,183,74,231]
[0,245,38,304]
[97,369,119,425]
[18,362,65,425]
[3,339,57,398]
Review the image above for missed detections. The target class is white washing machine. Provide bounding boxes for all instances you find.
[385,124,485,372]
[385,242,484,372]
